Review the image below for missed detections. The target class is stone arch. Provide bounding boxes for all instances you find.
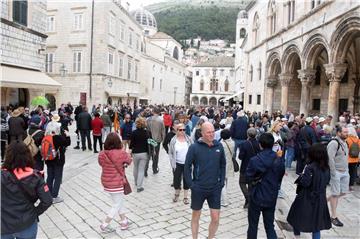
[209,97,217,106]
[330,12,360,64]
[191,96,199,105]
[302,33,330,69]
[266,51,282,77]
[200,97,208,105]
[281,44,302,73]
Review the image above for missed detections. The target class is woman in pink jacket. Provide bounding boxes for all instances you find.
[98,132,132,233]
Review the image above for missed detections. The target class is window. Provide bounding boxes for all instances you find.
[224,79,229,92]
[257,95,261,105]
[200,80,204,91]
[312,99,320,111]
[45,53,54,73]
[47,16,55,32]
[160,79,162,91]
[240,28,246,38]
[314,65,321,85]
[196,71,199,76]
[311,0,315,9]
[287,0,295,24]
[173,46,179,60]
[128,30,133,47]
[72,51,82,72]
[118,55,124,77]
[248,94,252,105]
[74,13,84,30]
[268,0,277,35]
[136,37,140,51]
[250,65,253,82]
[13,0,27,26]
[109,14,116,36]
[252,13,260,45]
[258,62,262,81]
[120,24,125,41]
[108,52,114,75]
[152,77,155,89]
[127,58,132,80]
[135,62,138,81]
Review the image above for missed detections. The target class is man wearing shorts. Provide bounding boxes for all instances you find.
[327,125,349,227]
[184,122,226,239]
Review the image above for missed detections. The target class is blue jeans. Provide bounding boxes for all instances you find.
[285,147,295,169]
[294,228,320,239]
[232,139,246,159]
[247,201,277,239]
[47,164,64,198]
[2,222,38,239]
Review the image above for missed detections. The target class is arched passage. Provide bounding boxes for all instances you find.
[266,52,282,113]
[200,97,208,106]
[191,96,199,105]
[209,97,217,106]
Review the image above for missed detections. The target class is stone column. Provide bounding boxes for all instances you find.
[279,73,293,114]
[266,77,277,114]
[324,63,347,124]
[298,69,316,116]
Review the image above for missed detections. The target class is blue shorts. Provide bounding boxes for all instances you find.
[191,186,222,210]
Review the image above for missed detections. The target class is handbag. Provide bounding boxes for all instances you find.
[224,140,239,172]
[104,153,132,195]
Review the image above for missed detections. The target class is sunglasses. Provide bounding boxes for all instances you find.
[178,129,185,131]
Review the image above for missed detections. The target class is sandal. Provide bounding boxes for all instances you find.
[173,194,180,202]
[183,198,189,205]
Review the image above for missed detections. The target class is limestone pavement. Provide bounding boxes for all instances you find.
[38,132,360,239]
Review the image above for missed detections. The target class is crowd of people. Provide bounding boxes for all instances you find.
[1,101,359,238]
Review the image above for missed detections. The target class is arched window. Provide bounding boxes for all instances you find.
[252,13,260,45]
[287,0,295,24]
[240,28,246,38]
[173,46,179,60]
[258,62,262,81]
[268,0,277,35]
[250,65,253,82]
[224,79,229,92]
[200,79,204,91]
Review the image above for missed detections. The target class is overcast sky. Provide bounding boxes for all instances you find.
[128,0,169,10]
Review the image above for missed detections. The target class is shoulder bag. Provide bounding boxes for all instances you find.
[224,140,239,172]
[104,153,132,195]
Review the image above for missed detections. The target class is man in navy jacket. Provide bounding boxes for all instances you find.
[246,133,285,239]
[185,122,226,239]
[230,110,249,160]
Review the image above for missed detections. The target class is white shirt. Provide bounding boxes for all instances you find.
[272,132,282,153]
[175,140,189,164]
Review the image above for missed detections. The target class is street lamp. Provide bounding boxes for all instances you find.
[46,61,67,77]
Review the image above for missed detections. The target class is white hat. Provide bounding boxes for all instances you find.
[313,116,319,120]
[350,118,356,123]
[319,117,326,123]
[305,117,313,123]
[281,117,288,121]
[44,110,49,115]
[51,113,60,122]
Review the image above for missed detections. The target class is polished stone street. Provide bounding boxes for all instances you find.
[37,130,360,239]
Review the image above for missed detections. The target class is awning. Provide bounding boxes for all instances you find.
[220,91,244,102]
[0,65,62,89]
[105,91,139,98]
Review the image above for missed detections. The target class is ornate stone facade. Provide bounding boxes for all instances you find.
[235,0,360,121]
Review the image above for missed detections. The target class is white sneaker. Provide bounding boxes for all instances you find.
[52,197,64,204]
[100,224,116,233]
[120,219,129,230]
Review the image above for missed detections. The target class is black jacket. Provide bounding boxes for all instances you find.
[77,112,92,130]
[238,138,260,173]
[1,168,52,234]
[130,128,150,154]
[163,131,176,154]
[287,162,331,232]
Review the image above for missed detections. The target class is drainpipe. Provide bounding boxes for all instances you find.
[89,0,95,101]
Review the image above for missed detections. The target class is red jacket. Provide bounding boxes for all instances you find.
[163,114,172,127]
[98,149,132,192]
[91,117,104,136]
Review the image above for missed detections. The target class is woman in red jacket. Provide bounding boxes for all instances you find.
[98,133,132,233]
[163,110,173,133]
[91,112,104,153]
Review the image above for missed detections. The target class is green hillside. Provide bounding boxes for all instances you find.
[153,6,240,43]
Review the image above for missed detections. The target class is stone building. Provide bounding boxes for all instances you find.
[45,2,186,107]
[235,0,360,121]
[132,8,187,105]
[45,0,142,108]
[1,0,61,109]
[190,56,236,106]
